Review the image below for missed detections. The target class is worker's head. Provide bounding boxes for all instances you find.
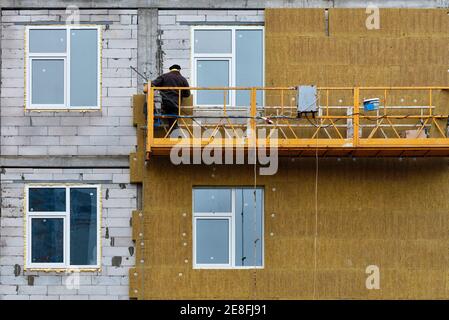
[169,64,181,72]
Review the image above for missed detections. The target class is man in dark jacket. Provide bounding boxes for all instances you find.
[151,64,190,131]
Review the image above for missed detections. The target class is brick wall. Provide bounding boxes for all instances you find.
[0,9,138,157]
[158,9,264,82]
[0,168,136,300]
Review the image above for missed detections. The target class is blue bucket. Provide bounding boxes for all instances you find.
[363,98,380,111]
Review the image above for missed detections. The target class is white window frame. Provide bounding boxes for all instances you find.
[25,25,102,110]
[192,187,264,269]
[25,184,101,270]
[191,25,265,107]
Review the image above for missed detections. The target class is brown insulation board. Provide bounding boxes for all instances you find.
[133,157,449,299]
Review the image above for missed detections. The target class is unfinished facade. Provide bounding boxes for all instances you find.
[1,0,449,300]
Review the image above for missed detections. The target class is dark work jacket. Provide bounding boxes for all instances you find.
[151,71,190,107]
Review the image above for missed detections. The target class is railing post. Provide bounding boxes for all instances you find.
[146,84,154,154]
[353,87,360,147]
[248,88,257,160]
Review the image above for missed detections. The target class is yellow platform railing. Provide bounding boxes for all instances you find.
[145,86,449,157]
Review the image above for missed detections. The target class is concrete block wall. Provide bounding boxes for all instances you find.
[0,9,138,157]
[0,168,136,300]
[158,9,264,82]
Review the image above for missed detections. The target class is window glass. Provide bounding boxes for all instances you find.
[194,30,232,54]
[236,30,263,106]
[196,219,229,264]
[196,60,229,105]
[70,29,98,107]
[31,59,65,105]
[29,29,66,53]
[194,188,232,213]
[70,188,98,265]
[235,189,263,266]
[29,188,66,212]
[31,218,64,263]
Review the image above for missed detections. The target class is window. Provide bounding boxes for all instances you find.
[193,187,264,268]
[191,26,264,107]
[25,185,101,269]
[26,26,101,110]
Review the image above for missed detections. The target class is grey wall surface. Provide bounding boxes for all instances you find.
[0,9,138,160]
[1,0,448,9]
[0,168,136,300]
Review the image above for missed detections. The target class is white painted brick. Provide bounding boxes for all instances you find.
[107,227,132,237]
[107,146,134,155]
[60,136,90,145]
[206,14,238,22]
[0,285,17,294]
[47,286,79,295]
[107,286,128,296]
[33,276,62,286]
[90,295,119,300]
[59,295,89,300]
[19,127,47,136]
[30,136,60,145]
[1,126,19,135]
[120,15,132,25]
[107,87,137,97]
[107,107,132,117]
[48,127,78,136]
[2,295,30,300]
[103,77,132,87]
[89,117,120,126]
[103,29,132,39]
[77,126,108,136]
[48,146,78,156]
[2,136,30,145]
[161,30,190,40]
[102,97,132,107]
[29,295,60,300]
[107,39,136,49]
[1,277,27,286]
[77,285,107,295]
[0,227,23,237]
[77,146,108,156]
[19,10,50,15]
[22,173,53,180]
[1,87,24,97]
[82,173,113,181]
[79,9,109,15]
[159,10,198,16]
[112,173,130,184]
[106,267,130,276]
[1,107,24,116]
[158,15,176,25]
[30,117,62,126]
[103,49,133,59]
[18,286,48,295]
[177,15,206,22]
[102,68,132,78]
[90,136,119,145]
[118,136,136,146]
[0,68,24,78]
[18,146,47,156]
[90,15,120,22]
[1,97,25,107]
[236,15,265,22]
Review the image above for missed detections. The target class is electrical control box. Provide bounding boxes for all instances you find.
[297,85,318,114]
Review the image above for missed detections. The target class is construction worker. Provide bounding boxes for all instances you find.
[151,64,190,131]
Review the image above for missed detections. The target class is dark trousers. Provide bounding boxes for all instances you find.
[162,98,179,132]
